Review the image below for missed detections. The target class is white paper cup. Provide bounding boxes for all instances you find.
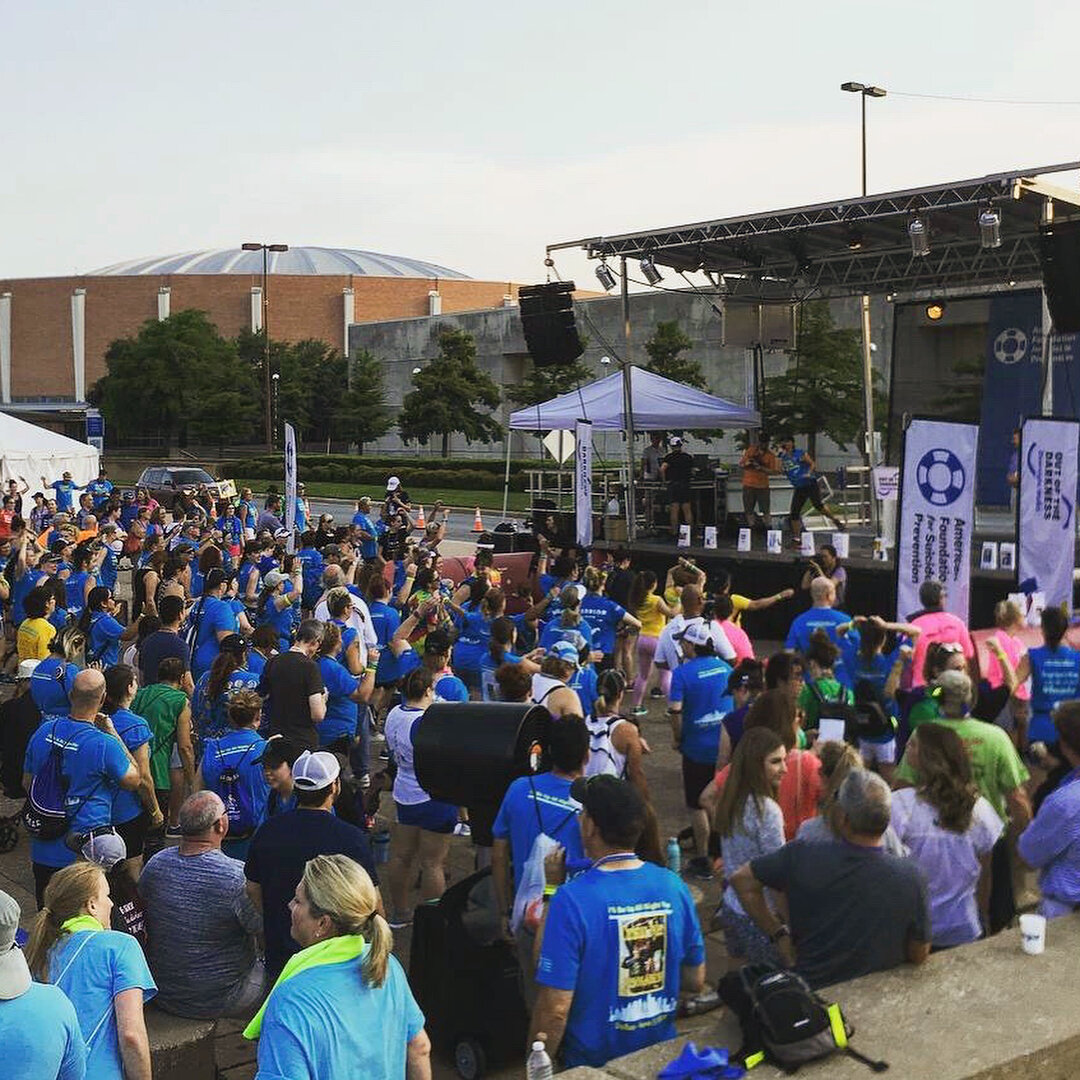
[1020,913,1046,955]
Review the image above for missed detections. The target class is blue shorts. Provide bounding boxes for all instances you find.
[396,798,458,834]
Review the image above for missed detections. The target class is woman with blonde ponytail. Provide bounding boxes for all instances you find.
[25,862,156,1080]
[246,853,432,1079]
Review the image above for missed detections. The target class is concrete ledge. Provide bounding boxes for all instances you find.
[563,914,1080,1080]
[146,1005,216,1080]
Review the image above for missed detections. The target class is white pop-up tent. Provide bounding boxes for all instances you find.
[0,412,100,487]
[508,366,760,431]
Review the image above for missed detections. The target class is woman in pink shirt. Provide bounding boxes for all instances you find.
[713,595,754,663]
[980,599,1028,730]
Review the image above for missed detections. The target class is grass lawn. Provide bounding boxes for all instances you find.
[228,479,531,513]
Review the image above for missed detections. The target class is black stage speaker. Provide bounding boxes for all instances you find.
[1039,219,1080,333]
[518,281,584,367]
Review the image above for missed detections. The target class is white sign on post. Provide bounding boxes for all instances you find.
[799,531,815,557]
[831,532,850,560]
[737,528,752,552]
[896,419,978,623]
[766,530,783,555]
[574,420,593,548]
[703,525,717,549]
[542,430,576,464]
[677,524,691,548]
[980,541,999,570]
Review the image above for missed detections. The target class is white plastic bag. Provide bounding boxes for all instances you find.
[511,832,562,933]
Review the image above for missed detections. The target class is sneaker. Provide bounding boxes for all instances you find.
[379,747,390,761]
[359,773,371,791]
[649,687,664,700]
[685,856,714,881]
[631,705,649,717]
[453,822,472,837]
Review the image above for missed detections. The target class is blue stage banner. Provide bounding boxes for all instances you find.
[978,291,1043,506]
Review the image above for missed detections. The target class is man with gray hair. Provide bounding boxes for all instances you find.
[258,618,327,751]
[732,769,930,988]
[314,568,375,667]
[140,790,264,1019]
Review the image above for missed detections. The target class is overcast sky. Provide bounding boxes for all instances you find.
[3,1,1080,289]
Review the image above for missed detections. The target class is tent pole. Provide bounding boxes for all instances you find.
[501,431,512,520]
[621,258,637,543]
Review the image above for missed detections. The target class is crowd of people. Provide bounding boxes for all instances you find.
[0,464,1078,1079]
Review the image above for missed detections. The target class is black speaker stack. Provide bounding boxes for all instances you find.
[518,281,584,367]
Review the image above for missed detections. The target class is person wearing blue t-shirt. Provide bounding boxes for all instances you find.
[247,853,429,1080]
[192,637,260,741]
[352,497,379,560]
[539,590,597,659]
[197,690,270,861]
[80,587,130,669]
[217,507,243,550]
[532,774,705,1069]
[450,600,491,690]
[315,624,373,750]
[784,576,853,683]
[26,862,156,1080]
[0,888,88,1080]
[255,568,302,653]
[30,635,81,719]
[296,535,325,610]
[84,470,113,510]
[777,434,845,541]
[97,533,120,592]
[23,671,140,904]
[190,569,239,679]
[41,471,81,512]
[580,567,641,666]
[1006,605,1080,746]
[492,715,589,1006]
[668,621,733,880]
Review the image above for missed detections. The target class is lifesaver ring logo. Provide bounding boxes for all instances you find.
[916,448,966,506]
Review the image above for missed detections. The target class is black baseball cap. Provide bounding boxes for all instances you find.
[569,774,646,846]
[259,734,302,769]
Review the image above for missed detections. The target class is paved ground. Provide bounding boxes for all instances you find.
[0,679,737,1080]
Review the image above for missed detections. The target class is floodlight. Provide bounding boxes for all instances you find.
[595,262,617,291]
[640,256,663,286]
[909,217,930,257]
[979,206,1002,249]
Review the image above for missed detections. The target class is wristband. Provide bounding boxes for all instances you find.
[542,884,559,898]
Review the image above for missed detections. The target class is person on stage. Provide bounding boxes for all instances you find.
[777,435,844,542]
[660,436,694,537]
[739,430,779,528]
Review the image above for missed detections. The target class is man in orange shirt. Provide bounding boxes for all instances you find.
[739,430,779,528]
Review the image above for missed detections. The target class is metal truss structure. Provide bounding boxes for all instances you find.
[548,162,1080,300]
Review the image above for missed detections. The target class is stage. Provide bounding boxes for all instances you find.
[590,509,1030,639]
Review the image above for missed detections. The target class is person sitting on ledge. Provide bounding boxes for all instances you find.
[731,769,931,988]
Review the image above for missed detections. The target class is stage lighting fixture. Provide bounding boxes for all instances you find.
[640,255,663,286]
[979,206,1002,249]
[908,217,930,257]
[595,262,617,291]
[925,303,945,321]
[847,229,863,250]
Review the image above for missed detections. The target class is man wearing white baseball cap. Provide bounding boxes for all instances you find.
[668,619,734,881]
[0,889,87,1080]
[244,750,380,981]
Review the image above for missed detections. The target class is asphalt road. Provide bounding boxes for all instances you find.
[306,496,526,543]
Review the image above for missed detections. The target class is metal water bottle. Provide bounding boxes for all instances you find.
[666,837,682,874]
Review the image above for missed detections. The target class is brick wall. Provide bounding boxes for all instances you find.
[0,273,517,397]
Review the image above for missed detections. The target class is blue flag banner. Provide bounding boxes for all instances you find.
[978,291,1043,506]
[1018,418,1078,613]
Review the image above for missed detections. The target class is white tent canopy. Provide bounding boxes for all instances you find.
[508,366,760,431]
[0,412,99,487]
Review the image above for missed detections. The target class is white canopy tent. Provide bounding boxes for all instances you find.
[504,366,760,527]
[508,366,760,431]
[0,412,99,487]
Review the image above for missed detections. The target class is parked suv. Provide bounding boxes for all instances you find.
[135,466,237,510]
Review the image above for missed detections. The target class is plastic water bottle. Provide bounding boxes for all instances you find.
[526,1037,554,1080]
[666,837,681,875]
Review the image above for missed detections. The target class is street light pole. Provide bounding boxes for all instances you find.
[242,241,289,450]
[840,82,885,534]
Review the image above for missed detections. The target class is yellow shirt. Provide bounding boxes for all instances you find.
[17,617,56,661]
[636,593,667,637]
[730,594,751,625]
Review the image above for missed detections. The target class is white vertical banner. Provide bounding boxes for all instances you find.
[251,287,263,333]
[896,419,978,621]
[0,293,11,403]
[1019,417,1079,612]
[157,286,171,321]
[575,419,593,548]
[342,287,355,355]
[284,422,297,554]
[71,288,86,401]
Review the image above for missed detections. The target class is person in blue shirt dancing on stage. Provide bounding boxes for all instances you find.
[777,434,845,543]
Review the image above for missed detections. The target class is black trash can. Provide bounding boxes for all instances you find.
[413,702,551,845]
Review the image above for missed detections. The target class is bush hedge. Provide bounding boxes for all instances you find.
[218,456,530,491]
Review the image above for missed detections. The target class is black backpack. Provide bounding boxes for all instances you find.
[808,681,860,743]
[23,721,70,840]
[721,965,888,1074]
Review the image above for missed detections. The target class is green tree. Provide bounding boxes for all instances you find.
[399,328,503,457]
[332,349,393,450]
[91,310,246,452]
[763,300,886,457]
[644,320,708,389]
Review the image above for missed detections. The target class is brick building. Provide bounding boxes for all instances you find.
[0,246,517,434]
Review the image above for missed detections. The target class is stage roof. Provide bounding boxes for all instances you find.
[548,162,1080,299]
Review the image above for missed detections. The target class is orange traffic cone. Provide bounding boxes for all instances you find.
[473,506,484,532]
[416,504,426,528]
